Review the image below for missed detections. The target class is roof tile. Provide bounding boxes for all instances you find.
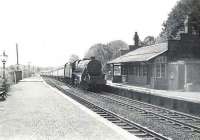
[108,42,168,64]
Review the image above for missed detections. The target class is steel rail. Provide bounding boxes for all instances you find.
[97,92,200,133]
[45,78,171,140]
[44,77,200,134]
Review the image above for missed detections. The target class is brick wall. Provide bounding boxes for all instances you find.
[168,34,200,61]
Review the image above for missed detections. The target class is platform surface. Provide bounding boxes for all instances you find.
[0,77,138,140]
[107,81,200,104]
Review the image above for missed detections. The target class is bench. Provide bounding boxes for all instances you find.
[0,86,6,99]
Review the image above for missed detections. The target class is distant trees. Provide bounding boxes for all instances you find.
[84,43,112,65]
[158,0,200,42]
[69,54,80,63]
[107,40,129,59]
[142,36,156,46]
[84,40,128,67]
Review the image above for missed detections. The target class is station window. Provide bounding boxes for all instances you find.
[122,65,128,75]
[156,64,161,78]
[155,63,167,78]
[143,65,147,76]
[135,65,139,76]
[139,65,143,76]
[161,64,166,78]
[128,65,133,75]
[154,56,167,78]
[128,64,148,77]
[133,66,137,75]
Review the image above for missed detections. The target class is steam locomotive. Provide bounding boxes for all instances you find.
[41,57,106,91]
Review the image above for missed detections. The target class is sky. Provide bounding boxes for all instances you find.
[0,0,179,67]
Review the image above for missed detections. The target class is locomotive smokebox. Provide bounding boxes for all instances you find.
[90,56,95,60]
[87,60,102,76]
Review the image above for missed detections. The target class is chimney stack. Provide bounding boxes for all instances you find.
[134,32,139,46]
[129,32,140,52]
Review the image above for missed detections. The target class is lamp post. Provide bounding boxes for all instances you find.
[1,51,8,89]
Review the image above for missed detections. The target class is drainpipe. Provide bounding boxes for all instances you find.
[184,63,187,90]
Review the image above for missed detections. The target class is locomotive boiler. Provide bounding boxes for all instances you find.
[42,57,106,91]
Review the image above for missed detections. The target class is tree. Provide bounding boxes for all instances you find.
[142,36,156,46]
[107,40,129,59]
[84,43,112,66]
[84,40,128,69]
[69,54,80,63]
[158,0,200,42]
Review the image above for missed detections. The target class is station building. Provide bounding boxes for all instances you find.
[107,16,200,91]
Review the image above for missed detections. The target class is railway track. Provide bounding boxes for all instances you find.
[45,78,171,140]
[98,92,200,134]
[53,78,200,135]
[65,84,200,136]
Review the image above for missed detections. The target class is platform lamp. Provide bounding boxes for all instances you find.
[1,51,8,89]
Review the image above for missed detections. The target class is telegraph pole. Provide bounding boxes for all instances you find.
[15,43,22,82]
[16,43,19,70]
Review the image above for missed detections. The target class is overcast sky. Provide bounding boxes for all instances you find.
[0,0,179,67]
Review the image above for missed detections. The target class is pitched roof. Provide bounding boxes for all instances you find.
[108,42,168,64]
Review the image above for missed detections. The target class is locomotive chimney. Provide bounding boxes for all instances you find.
[90,56,95,60]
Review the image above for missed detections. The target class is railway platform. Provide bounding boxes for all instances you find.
[0,76,138,140]
[106,81,200,116]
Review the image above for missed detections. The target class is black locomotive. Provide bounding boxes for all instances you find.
[41,57,106,91]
